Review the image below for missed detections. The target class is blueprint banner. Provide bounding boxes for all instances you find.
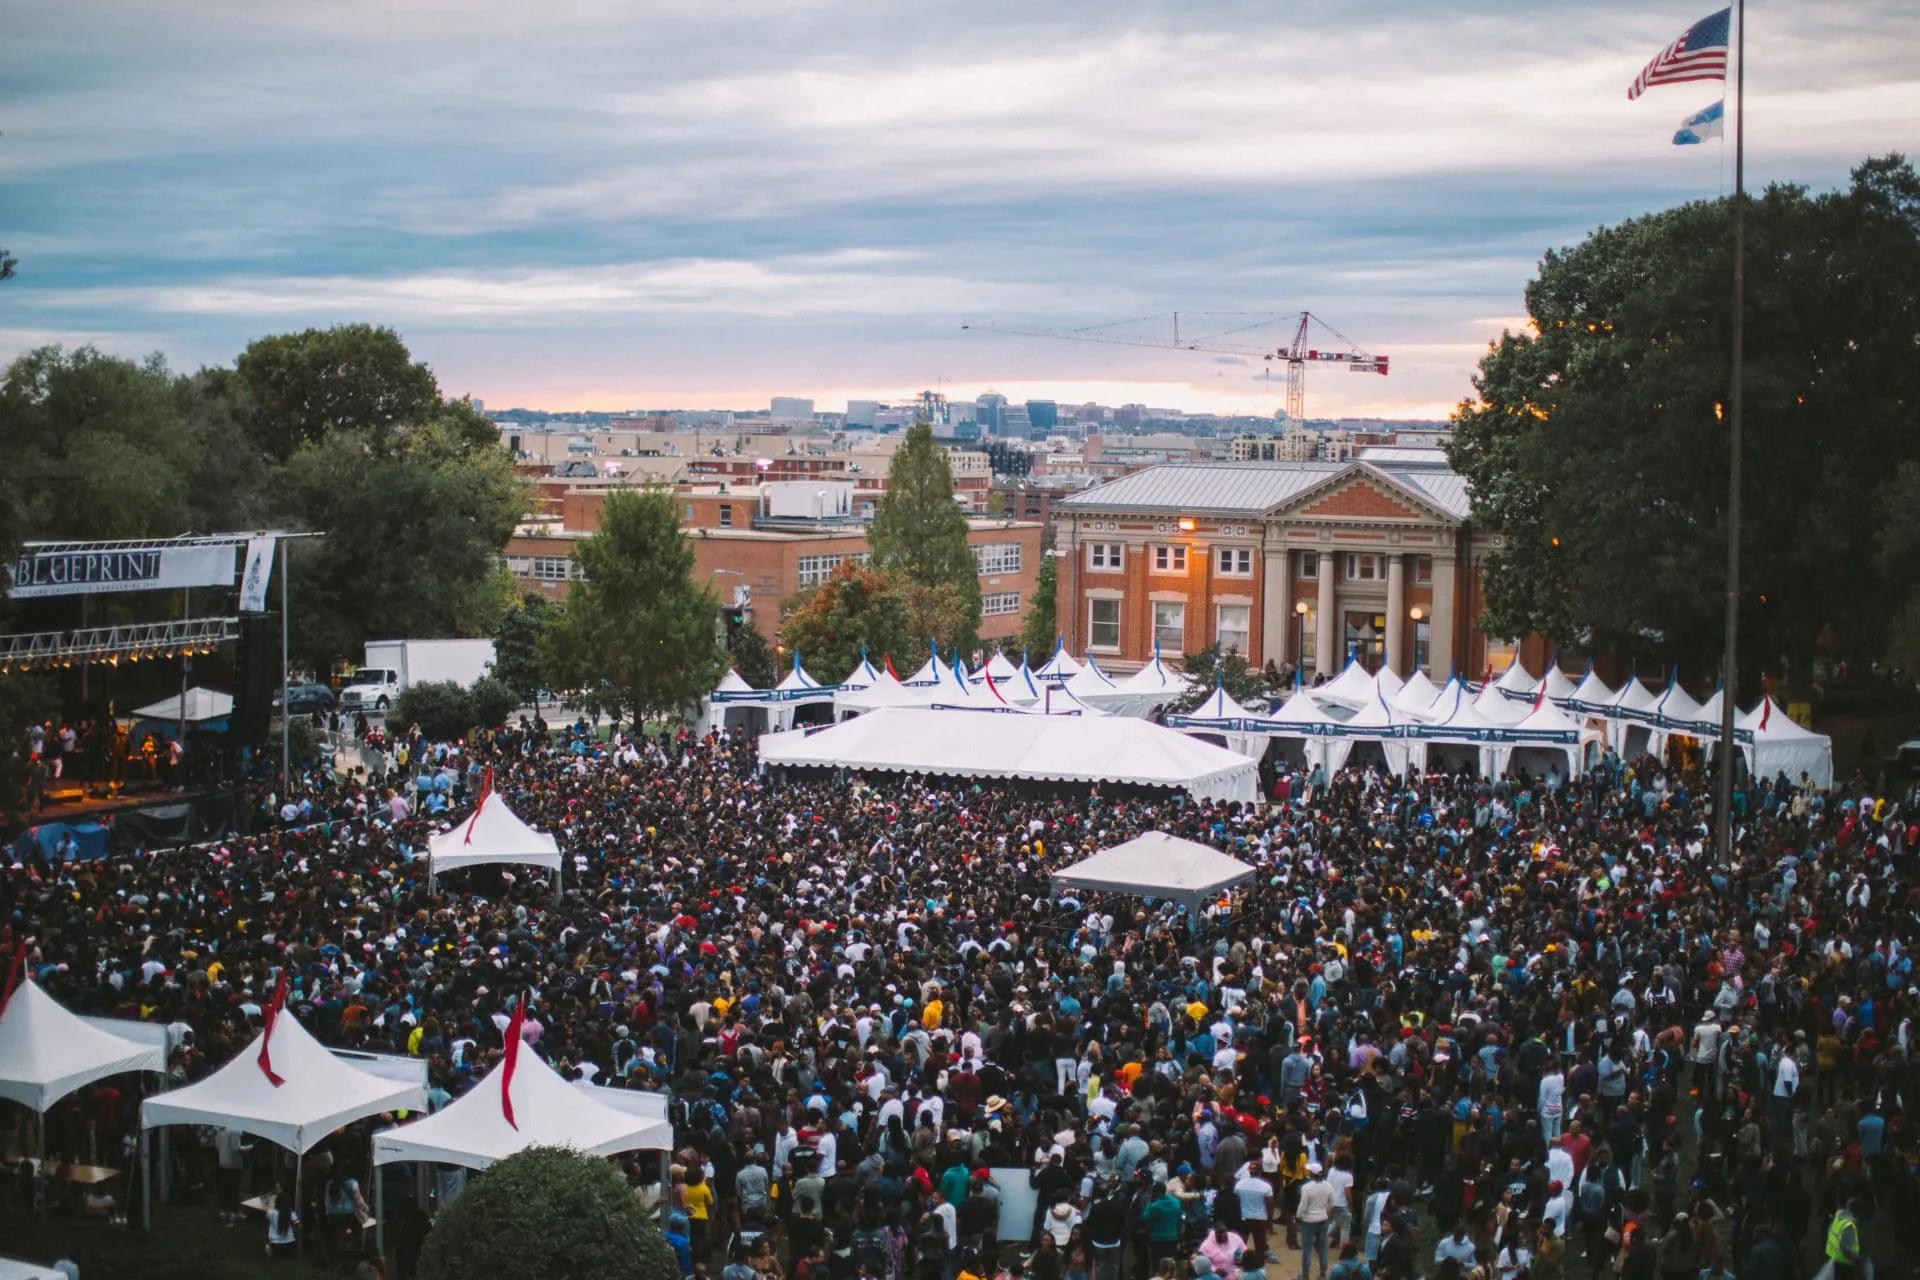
[9,544,235,599]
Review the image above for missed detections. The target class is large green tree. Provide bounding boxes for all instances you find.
[419,1146,680,1280]
[1449,156,1920,685]
[868,420,982,654]
[231,323,445,460]
[778,563,913,683]
[1021,548,1059,658]
[492,592,559,704]
[540,486,727,722]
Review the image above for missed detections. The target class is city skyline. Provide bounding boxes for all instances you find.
[6,0,1916,418]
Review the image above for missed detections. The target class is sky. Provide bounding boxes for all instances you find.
[5,0,1916,420]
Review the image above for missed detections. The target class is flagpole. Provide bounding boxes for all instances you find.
[1714,0,1746,865]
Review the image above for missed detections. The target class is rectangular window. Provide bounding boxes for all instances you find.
[1414,555,1433,585]
[1217,604,1250,656]
[1087,543,1124,571]
[1345,553,1380,581]
[1414,619,1432,673]
[797,554,845,587]
[683,504,695,523]
[982,591,1022,617]
[1089,598,1121,650]
[974,542,1023,575]
[1216,547,1253,577]
[1299,551,1318,580]
[532,556,573,583]
[1153,601,1185,653]
[718,504,733,528]
[1152,545,1188,574]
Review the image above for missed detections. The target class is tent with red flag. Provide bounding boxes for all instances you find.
[426,781,562,883]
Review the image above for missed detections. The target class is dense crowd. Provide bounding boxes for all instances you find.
[4,715,1917,1280]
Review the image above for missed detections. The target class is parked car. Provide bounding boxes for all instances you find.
[1885,739,1920,783]
[272,682,335,716]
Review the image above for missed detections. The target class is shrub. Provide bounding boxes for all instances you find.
[467,675,521,729]
[387,680,472,740]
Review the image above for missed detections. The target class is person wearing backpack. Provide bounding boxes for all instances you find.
[1329,1240,1372,1280]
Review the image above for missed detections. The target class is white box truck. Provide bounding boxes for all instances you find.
[339,639,497,713]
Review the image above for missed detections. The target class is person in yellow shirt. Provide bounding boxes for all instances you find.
[922,995,943,1030]
[684,1166,715,1262]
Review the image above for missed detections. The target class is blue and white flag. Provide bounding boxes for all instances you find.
[1673,99,1725,145]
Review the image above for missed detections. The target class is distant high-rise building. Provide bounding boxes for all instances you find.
[976,391,1009,436]
[1025,400,1059,434]
[470,398,485,413]
[846,399,881,428]
[1001,405,1032,439]
[771,396,815,421]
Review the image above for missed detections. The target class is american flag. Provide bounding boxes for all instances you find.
[1627,7,1731,100]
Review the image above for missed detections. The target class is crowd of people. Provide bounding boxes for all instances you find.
[4,713,1917,1280]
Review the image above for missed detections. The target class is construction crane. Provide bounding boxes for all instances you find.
[960,310,1387,425]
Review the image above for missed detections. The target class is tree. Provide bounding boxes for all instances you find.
[868,420,982,654]
[271,419,525,671]
[493,593,558,705]
[779,563,913,684]
[388,680,473,741]
[540,486,727,723]
[1170,643,1268,714]
[729,620,779,688]
[1021,550,1059,658]
[468,675,521,729]
[419,1146,681,1280]
[232,323,443,460]
[1448,156,1920,688]
[899,580,976,658]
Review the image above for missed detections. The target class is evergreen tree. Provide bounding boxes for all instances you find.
[1020,545,1058,658]
[868,420,981,654]
[492,592,558,704]
[729,620,779,688]
[540,486,727,723]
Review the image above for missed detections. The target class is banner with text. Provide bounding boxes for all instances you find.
[238,537,277,612]
[8,544,237,600]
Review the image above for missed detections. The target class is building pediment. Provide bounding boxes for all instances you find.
[1268,462,1461,526]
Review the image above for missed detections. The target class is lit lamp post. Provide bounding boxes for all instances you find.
[1294,599,1310,679]
[1409,605,1425,677]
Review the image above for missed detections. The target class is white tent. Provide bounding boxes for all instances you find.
[1500,697,1596,780]
[426,791,561,880]
[1603,674,1665,755]
[0,979,166,1112]
[1078,654,1191,718]
[1029,684,1111,716]
[1321,689,1412,776]
[1406,679,1509,776]
[1164,682,1265,759]
[1062,659,1118,702]
[1390,668,1442,717]
[834,669,921,717]
[899,646,951,687]
[1051,831,1256,916]
[991,663,1045,707]
[373,1048,669,1171]
[1739,697,1833,789]
[143,1007,426,1155]
[766,659,837,730]
[0,1260,66,1280]
[1246,685,1342,770]
[976,651,1022,683]
[700,668,776,735]
[1491,654,1539,702]
[1536,665,1579,704]
[130,686,232,723]
[839,654,884,691]
[758,706,1259,802]
[1561,668,1620,716]
[1314,657,1382,711]
[1652,678,1708,731]
[1032,640,1083,686]
[1471,680,1531,727]
[1374,665,1405,702]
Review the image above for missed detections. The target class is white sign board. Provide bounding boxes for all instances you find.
[9,544,235,599]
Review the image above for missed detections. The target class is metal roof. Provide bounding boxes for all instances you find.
[1056,460,1471,521]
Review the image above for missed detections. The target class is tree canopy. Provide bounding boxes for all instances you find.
[231,323,444,460]
[779,563,913,684]
[867,421,981,654]
[540,486,727,722]
[1448,155,1920,683]
[418,1146,681,1280]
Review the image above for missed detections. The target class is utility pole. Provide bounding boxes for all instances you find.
[1714,0,1747,865]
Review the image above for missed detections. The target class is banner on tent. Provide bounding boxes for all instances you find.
[9,544,236,599]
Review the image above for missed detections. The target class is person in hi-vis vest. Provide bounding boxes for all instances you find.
[1824,1197,1865,1280]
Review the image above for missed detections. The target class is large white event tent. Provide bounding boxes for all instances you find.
[373,1047,669,1172]
[1032,640,1083,686]
[1406,678,1511,776]
[427,788,561,890]
[1164,680,1266,758]
[1078,653,1192,718]
[1052,831,1256,915]
[1740,697,1834,788]
[758,706,1259,802]
[0,978,165,1113]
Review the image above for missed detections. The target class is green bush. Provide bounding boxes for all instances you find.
[387,679,472,740]
[419,1146,680,1280]
[468,675,521,729]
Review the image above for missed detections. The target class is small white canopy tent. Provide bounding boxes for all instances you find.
[1032,640,1083,686]
[1390,669,1442,717]
[1689,686,1736,740]
[700,668,774,736]
[990,663,1045,707]
[1322,689,1412,776]
[130,686,233,723]
[1051,831,1256,916]
[1536,664,1579,705]
[766,659,838,731]
[1314,657,1383,712]
[0,1260,65,1280]
[758,706,1259,802]
[142,1007,426,1155]
[0,978,166,1112]
[1561,668,1620,716]
[1407,679,1508,776]
[1739,697,1833,789]
[1247,685,1343,771]
[899,646,953,687]
[1062,659,1119,702]
[976,651,1022,683]
[373,1048,669,1171]
[1652,678,1708,731]
[426,790,562,888]
[1500,697,1597,780]
[834,669,923,717]
[1164,681,1265,759]
[1603,674,1665,755]
[1471,680,1531,727]
[839,654,884,691]
[1080,654,1191,718]
[1490,654,1539,702]
[1029,684,1110,716]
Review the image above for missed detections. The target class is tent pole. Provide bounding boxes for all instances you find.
[376,1163,386,1261]
[295,1154,304,1255]
[140,1128,151,1231]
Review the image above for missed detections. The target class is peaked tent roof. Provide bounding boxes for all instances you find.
[1315,657,1382,710]
[757,706,1258,802]
[838,655,884,691]
[991,663,1044,707]
[1537,665,1579,703]
[1252,686,1347,737]
[1051,831,1256,915]
[707,669,761,703]
[142,1008,425,1153]
[834,670,922,715]
[1562,668,1620,715]
[130,686,233,723]
[0,978,166,1112]
[427,792,561,874]
[1165,682,1261,732]
[1032,640,1082,684]
[900,646,954,687]
[1605,674,1664,724]
[1029,684,1110,716]
[1410,678,1511,742]
[774,662,823,692]
[1471,680,1531,727]
[1078,654,1191,718]
[373,1046,669,1170]
[1062,659,1119,700]
[977,651,1022,682]
[1738,697,1833,788]
[1492,655,1539,701]
[1653,679,1709,731]
[1390,669,1442,716]
[1506,697,1587,744]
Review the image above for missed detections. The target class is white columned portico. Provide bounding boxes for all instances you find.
[1430,555,1457,679]
[1385,554,1406,676]
[1261,547,1289,667]
[1315,550,1337,677]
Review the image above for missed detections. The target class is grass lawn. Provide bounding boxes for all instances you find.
[7,1205,346,1280]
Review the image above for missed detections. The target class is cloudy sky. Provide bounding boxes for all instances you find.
[5,1,1915,418]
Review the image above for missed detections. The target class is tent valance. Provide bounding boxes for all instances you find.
[1051,831,1256,915]
[0,979,167,1112]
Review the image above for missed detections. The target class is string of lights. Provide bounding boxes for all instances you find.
[0,616,241,674]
